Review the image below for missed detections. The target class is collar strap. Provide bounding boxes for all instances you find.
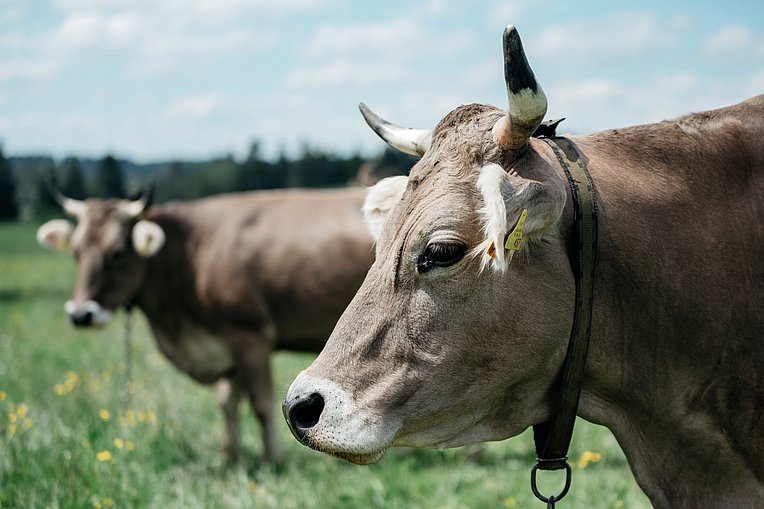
[530,136,599,504]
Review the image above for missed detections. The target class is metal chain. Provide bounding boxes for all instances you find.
[120,309,133,416]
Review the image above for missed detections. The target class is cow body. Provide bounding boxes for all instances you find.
[283,26,763,508]
[40,187,374,463]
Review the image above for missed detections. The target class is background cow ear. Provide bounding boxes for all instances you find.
[476,163,566,271]
[362,175,408,241]
[132,220,165,258]
[36,219,74,252]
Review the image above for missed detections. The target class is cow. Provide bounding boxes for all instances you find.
[37,185,374,464]
[282,25,764,508]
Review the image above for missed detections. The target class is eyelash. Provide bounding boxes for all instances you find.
[416,242,468,273]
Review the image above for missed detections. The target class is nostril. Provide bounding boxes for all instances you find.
[70,311,93,327]
[289,392,325,430]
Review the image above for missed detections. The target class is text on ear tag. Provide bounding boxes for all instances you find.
[504,208,528,251]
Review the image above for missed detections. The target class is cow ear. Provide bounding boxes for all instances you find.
[476,163,566,271]
[132,220,165,258]
[36,219,74,252]
[362,175,408,241]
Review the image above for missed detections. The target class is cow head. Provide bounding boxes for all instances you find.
[37,185,165,327]
[283,26,576,464]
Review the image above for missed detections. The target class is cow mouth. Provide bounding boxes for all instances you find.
[329,449,385,465]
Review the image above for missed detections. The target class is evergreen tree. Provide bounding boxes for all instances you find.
[0,146,19,221]
[61,157,87,199]
[94,154,126,198]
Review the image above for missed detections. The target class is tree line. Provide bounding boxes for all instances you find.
[0,142,416,221]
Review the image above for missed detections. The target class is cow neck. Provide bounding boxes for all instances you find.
[529,136,599,508]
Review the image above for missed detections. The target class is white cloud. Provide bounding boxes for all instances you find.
[162,93,228,120]
[489,0,532,28]
[705,25,753,52]
[286,60,409,88]
[534,13,674,60]
[305,17,473,60]
[0,59,62,82]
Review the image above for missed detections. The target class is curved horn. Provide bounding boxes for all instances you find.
[123,182,154,217]
[492,25,548,150]
[47,175,86,218]
[359,103,431,157]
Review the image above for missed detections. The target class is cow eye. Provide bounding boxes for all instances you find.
[108,248,128,265]
[417,242,468,273]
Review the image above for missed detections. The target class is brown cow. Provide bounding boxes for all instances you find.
[38,186,373,464]
[283,26,764,507]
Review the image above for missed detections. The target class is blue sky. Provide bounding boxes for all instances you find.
[1,0,762,162]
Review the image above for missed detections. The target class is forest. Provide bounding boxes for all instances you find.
[0,142,416,221]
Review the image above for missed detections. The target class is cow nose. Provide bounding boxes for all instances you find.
[283,392,325,442]
[70,310,93,327]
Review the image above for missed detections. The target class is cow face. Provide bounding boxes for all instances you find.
[37,191,164,327]
[283,26,576,464]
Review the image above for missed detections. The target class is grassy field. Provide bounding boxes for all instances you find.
[0,220,652,509]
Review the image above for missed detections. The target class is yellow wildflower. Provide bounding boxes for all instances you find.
[99,409,110,422]
[137,411,146,422]
[96,450,113,462]
[93,502,102,509]
[147,411,157,423]
[65,371,79,383]
[113,438,124,449]
[54,384,66,396]
[8,413,17,423]
[577,451,603,469]
[17,404,28,418]
[101,498,113,507]
[503,496,517,508]
[22,418,32,430]
[248,482,258,491]
[0,390,6,401]
[7,423,16,436]
[125,440,134,451]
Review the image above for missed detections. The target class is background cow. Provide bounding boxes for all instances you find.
[38,186,374,464]
[283,26,764,507]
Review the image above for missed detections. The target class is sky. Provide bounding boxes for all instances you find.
[1,0,763,162]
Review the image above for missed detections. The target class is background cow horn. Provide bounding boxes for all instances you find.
[359,103,432,157]
[123,182,154,217]
[492,25,548,150]
[47,175,86,218]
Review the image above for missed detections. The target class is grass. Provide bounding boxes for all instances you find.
[0,220,652,508]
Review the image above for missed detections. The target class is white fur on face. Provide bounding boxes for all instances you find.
[64,300,113,326]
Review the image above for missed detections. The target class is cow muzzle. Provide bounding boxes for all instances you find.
[282,372,397,465]
[64,300,113,327]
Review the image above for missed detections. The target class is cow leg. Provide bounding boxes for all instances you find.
[228,331,284,466]
[215,377,241,459]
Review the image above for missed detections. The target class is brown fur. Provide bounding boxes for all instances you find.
[66,188,374,463]
[287,96,764,507]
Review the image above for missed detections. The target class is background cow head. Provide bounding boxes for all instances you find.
[37,185,165,327]
[284,26,576,464]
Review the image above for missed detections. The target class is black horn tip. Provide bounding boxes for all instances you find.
[502,25,538,94]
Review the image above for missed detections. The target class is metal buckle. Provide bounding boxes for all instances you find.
[531,460,572,508]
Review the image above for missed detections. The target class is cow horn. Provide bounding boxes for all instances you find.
[359,103,432,157]
[47,176,86,218]
[123,183,154,217]
[492,25,548,150]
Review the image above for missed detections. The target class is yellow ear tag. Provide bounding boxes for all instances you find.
[504,208,528,251]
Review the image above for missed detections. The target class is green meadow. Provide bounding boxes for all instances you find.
[0,220,651,509]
